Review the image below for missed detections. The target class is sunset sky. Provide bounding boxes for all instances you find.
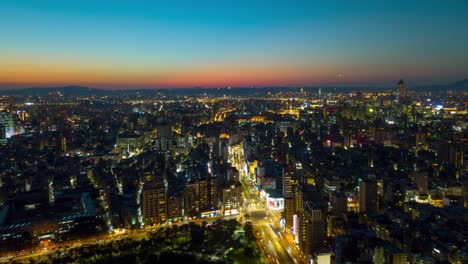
[1,0,468,89]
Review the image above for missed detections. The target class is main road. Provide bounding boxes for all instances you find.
[230,144,306,264]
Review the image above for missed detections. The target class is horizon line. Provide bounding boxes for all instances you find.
[1,79,465,91]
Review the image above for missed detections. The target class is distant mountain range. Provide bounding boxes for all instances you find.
[0,80,466,97]
[0,86,117,96]
[412,79,468,92]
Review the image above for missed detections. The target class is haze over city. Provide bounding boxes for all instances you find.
[1,0,468,89]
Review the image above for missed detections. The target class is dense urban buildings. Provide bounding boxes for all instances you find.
[0,80,466,263]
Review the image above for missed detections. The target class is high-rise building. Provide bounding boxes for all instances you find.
[142,181,167,225]
[283,167,297,198]
[284,197,295,228]
[184,183,197,217]
[397,79,409,103]
[284,165,298,228]
[184,177,217,216]
[196,178,209,212]
[208,176,218,210]
[359,179,378,214]
[226,167,239,182]
[299,203,325,255]
[222,184,242,215]
[214,137,229,161]
[295,184,303,213]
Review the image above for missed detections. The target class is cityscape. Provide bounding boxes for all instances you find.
[1,1,467,264]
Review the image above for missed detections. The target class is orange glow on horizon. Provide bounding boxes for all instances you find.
[1,54,429,88]
[0,57,338,88]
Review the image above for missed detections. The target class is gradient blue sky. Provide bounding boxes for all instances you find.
[1,0,467,88]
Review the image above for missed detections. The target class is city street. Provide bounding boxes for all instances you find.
[230,144,306,264]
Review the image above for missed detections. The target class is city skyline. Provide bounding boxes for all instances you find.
[2,0,468,89]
